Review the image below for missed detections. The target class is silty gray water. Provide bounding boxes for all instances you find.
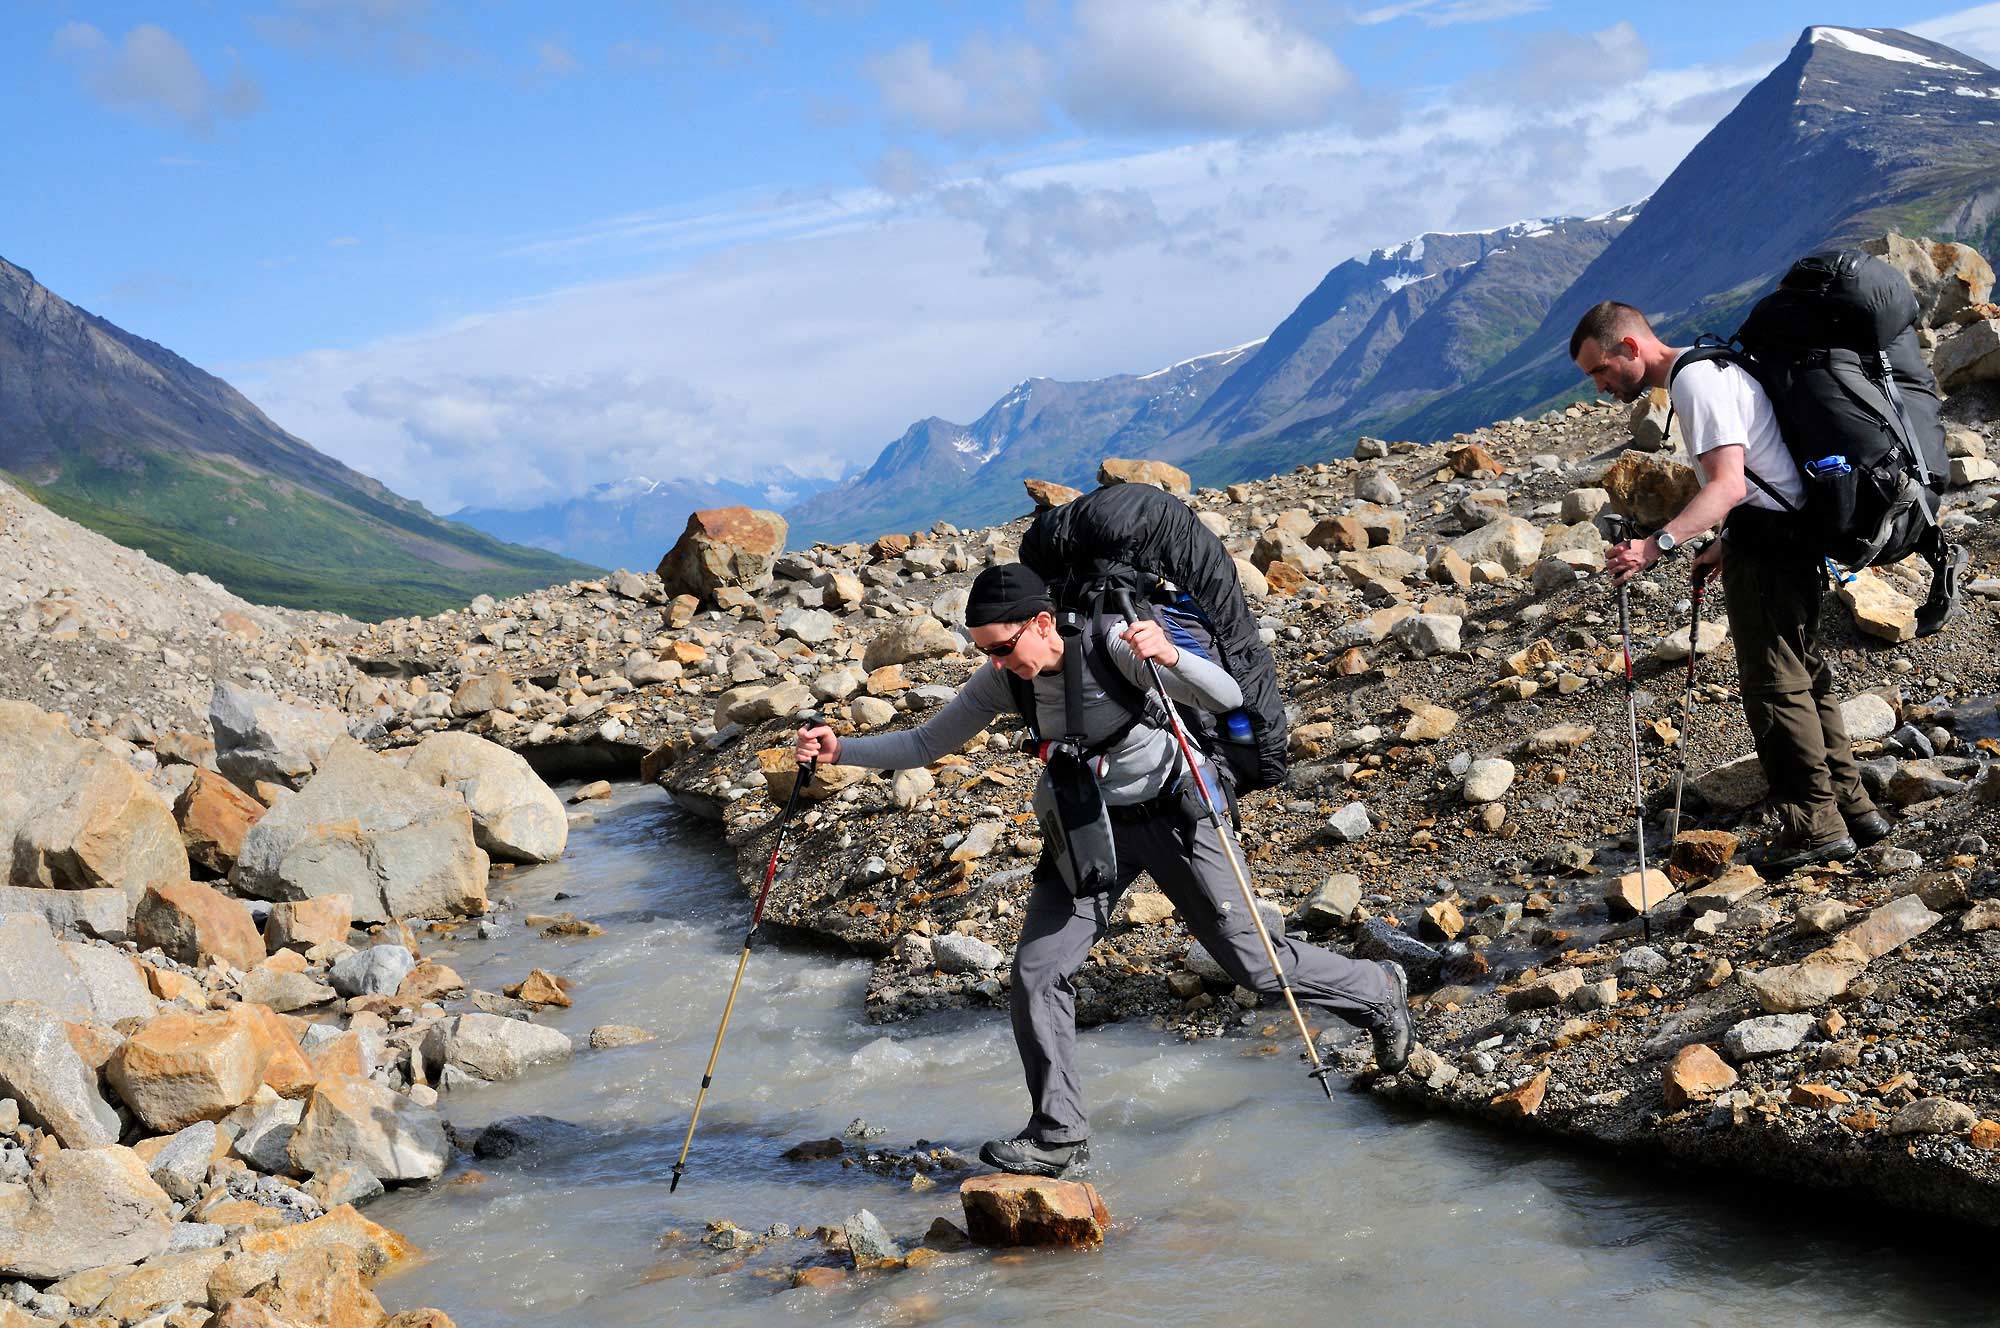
[373,784,1991,1327]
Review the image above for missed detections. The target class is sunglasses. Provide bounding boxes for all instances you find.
[978,620,1036,659]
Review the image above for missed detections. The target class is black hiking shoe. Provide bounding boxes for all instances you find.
[1846,810,1893,848]
[1759,833,1857,877]
[1916,541,1968,637]
[979,1137,1089,1179]
[1368,961,1414,1074]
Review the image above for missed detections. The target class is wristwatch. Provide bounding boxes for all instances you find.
[1654,530,1680,556]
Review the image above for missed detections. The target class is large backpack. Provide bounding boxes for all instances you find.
[1012,482,1288,792]
[1669,249,1951,571]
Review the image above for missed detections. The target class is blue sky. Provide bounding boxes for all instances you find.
[10,1,2000,514]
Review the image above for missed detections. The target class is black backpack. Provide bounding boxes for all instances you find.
[1670,249,1951,572]
[1012,482,1288,792]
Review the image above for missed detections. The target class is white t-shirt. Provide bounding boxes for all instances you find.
[1668,352,1805,513]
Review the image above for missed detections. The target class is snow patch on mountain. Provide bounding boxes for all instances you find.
[1811,26,1974,73]
[1136,338,1267,381]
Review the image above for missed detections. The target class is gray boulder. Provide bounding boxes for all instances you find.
[208,682,348,793]
[1449,517,1544,573]
[329,944,416,998]
[232,739,489,924]
[933,934,1006,974]
[1723,1013,1814,1061]
[229,1095,306,1174]
[286,1075,448,1183]
[0,699,188,901]
[421,1013,573,1083]
[0,1000,119,1148]
[862,615,963,671]
[146,1122,219,1202]
[0,1146,172,1280]
[0,913,93,1023]
[0,887,129,943]
[61,941,158,1024]
[396,731,567,863]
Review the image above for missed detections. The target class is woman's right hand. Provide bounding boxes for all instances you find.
[794,724,839,766]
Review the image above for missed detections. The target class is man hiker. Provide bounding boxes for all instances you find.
[793,562,1414,1178]
[1570,301,1891,873]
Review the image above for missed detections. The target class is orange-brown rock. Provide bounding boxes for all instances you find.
[1307,516,1369,552]
[1970,1119,2000,1150]
[227,1003,316,1099]
[64,1019,124,1072]
[1448,442,1503,476]
[1668,829,1739,885]
[108,1009,275,1130]
[1491,1069,1549,1118]
[265,896,354,954]
[1790,1083,1851,1109]
[1600,450,1701,529]
[1663,1043,1737,1110]
[306,1030,371,1082]
[869,533,912,561]
[210,1300,298,1328]
[210,1204,419,1302]
[397,961,465,1003]
[173,768,266,876]
[1263,561,1306,595]
[135,880,265,973]
[791,1267,847,1290]
[1023,479,1082,510]
[143,963,211,1008]
[246,1246,386,1328]
[503,968,572,1008]
[383,1313,459,1328]
[959,1174,1111,1248]
[657,507,787,605]
[1097,457,1192,495]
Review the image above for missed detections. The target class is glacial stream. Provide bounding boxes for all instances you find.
[373,784,1989,1327]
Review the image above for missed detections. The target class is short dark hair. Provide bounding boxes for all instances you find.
[1569,301,1653,361]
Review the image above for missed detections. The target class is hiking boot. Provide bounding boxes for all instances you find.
[1759,833,1857,877]
[1916,541,1968,637]
[1368,961,1413,1074]
[979,1137,1089,1179]
[1845,810,1893,848]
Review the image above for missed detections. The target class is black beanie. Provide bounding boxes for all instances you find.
[965,563,1053,627]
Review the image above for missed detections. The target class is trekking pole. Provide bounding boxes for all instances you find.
[1609,528,1653,944]
[1113,590,1335,1100]
[1666,549,1714,844]
[669,715,820,1193]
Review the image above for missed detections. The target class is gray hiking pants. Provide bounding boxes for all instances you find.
[1010,785,1396,1144]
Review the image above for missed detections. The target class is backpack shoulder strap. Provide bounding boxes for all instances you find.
[1006,671,1037,737]
[1669,340,1801,516]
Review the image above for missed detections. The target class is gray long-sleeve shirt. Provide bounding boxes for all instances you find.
[837,617,1242,805]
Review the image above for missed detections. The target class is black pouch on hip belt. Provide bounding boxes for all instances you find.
[1031,744,1118,896]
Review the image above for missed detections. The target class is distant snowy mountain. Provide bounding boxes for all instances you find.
[454,467,841,572]
[788,341,1262,545]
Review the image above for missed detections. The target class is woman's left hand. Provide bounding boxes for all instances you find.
[1122,619,1179,666]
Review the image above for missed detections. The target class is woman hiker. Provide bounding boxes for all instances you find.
[793,562,1415,1179]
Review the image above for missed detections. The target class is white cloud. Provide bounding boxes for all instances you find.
[236,30,1768,517]
[1352,0,1548,26]
[54,22,263,134]
[535,40,579,77]
[1062,0,1353,132]
[1912,4,2000,66]
[863,35,1051,142]
[1478,21,1650,107]
[936,181,1167,285]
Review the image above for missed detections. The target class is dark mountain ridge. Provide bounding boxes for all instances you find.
[0,257,596,619]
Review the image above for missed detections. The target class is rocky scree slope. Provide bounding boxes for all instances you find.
[333,375,2000,1226]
